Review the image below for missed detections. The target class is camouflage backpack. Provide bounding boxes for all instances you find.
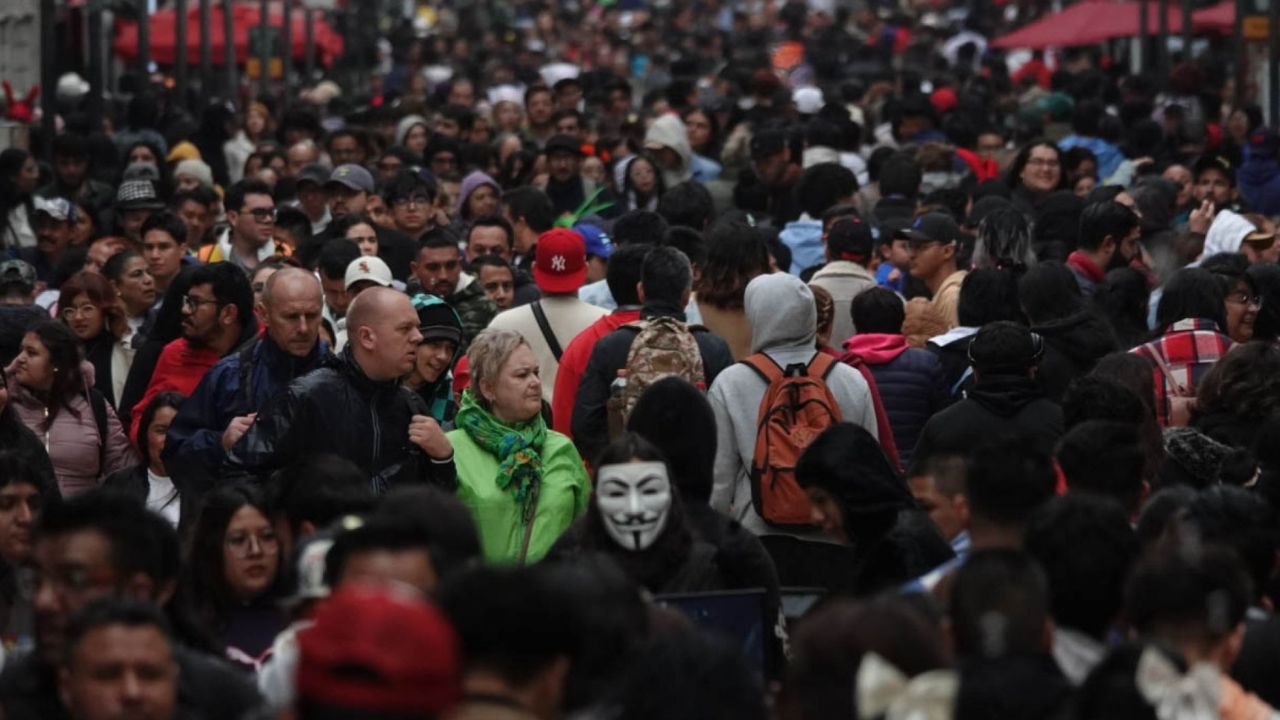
[610,317,706,435]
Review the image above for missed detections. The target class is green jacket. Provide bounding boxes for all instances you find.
[448,426,590,564]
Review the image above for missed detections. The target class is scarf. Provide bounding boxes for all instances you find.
[455,389,546,517]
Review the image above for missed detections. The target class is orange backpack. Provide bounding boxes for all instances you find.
[743,352,843,527]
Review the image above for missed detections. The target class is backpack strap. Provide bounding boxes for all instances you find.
[743,353,785,384]
[530,301,563,362]
[237,342,257,411]
[807,352,839,381]
[88,388,109,476]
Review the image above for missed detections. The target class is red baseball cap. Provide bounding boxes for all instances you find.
[534,228,587,293]
[296,584,461,715]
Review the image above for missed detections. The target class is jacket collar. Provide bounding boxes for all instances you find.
[639,300,688,321]
[337,345,402,396]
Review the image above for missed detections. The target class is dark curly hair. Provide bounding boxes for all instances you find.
[1193,341,1280,424]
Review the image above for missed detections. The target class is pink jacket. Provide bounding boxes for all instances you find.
[5,360,139,498]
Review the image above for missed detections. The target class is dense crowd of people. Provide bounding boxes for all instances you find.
[2,0,1280,717]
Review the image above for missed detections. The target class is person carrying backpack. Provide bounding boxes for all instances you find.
[572,246,733,463]
[709,273,879,537]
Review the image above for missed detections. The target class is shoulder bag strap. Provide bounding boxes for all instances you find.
[517,479,543,565]
[530,301,564,362]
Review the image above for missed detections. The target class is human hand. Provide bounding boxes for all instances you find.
[1189,199,1215,235]
[409,415,452,460]
[222,414,257,451]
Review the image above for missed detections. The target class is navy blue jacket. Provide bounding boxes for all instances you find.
[846,337,951,470]
[163,335,330,474]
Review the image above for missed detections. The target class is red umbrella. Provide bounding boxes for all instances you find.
[1192,0,1233,34]
[990,0,1187,49]
[113,2,344,67]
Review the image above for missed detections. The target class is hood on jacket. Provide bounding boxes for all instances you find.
[802,146,840,168]
[1032,310,1118,367]
[843,333,910,365]
[643,115,692,187]
[626,376,717,503]
[1201,209,1255,258]
[394,115,428,148]
[745,273,816,354]
[455,170,500,218]
[967,374,1046,417]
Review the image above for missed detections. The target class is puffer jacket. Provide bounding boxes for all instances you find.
[1032,310,1119,402]
[4,360,139,498]
[843,334,950,469]
[227,347,456,492]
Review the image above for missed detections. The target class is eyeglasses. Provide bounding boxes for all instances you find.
[61,304,98,320]
[421,260,460,273]
[224,528,279,557]
[241,207,277,222]
[1026,158,1061,169]
[393,194,432,208]
[182,295,220,311]
[1226,291,1263,309]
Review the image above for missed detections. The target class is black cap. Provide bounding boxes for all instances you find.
[825,216,874,263]
[545,134,583,157]
[1192,154,1235,185]
[903,212,965,246]
[413,296,463,346]
[750,129,788,161]
[967,321,1045,373]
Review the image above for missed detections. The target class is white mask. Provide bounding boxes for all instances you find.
[596,461,672,552]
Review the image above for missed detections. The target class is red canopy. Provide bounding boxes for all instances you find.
[113,3,344,67]
[1192,0,1233,34]
[990,0,1187,49]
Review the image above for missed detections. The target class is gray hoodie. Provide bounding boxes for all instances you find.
[708,273,879,536]
[643,114,693,189]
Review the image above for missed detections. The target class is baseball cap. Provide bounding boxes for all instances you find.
[115,180,165,211]
[296,584,461,716]
[825,217,874,263]
[750,129,788,162]
[903,212,965,247]
[534,228,587,293]
[33,196,77,224]
[544,134,583,157]
[967,321,1045,374]
[411,294,463,346]
[326,164,376,194]
[344,256,394,291]
[282,534,336,609]
[793,86,824,116]
[573,223,613,259]
[296,163,332,188]
[0,259,37,294]
[1193,154,1235,184]
[930,87,959,115]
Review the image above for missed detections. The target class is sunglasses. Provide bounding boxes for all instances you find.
[241,207,277,222]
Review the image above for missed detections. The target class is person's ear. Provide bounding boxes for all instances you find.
[636,282,647,304]
[219,304,238,327]
[478,376,496,403]
[1101,235,1116,255]
[255,301,267,321]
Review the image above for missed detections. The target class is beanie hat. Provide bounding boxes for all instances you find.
[173,159,214,190]
[411,294,463,346]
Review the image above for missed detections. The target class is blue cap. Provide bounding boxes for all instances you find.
[574,223,613,259]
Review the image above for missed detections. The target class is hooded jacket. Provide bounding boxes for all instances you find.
[1237,145,1280,216]
[913,374,1064,462]
[1031,310,1119,401]
[4,360,139,498]
[643,114,693,189]
[842,334,950,469]
[1201,209,1256,259]
[708,274,879,536]
[779,215,825,276]
[227,346,456,492]
[455,171,501,220]
[394,115,428,147]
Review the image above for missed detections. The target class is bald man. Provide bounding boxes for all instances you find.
[162,268,333,498]
[228,288,455,491]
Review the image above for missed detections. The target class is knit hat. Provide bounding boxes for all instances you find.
[411,294,463,346]
[166,140,202,163]
[297,584,461,716]
[173,159,214,190]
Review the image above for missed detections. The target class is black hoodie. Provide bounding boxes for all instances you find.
[913,374,1064,462]
[1033,310,1120,402]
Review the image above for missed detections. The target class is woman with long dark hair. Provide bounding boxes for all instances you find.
[0,148,39,250]
[181,483,287,668]
[3,320,137,496]
[57,271,134,408]
[1005,140,1067,220]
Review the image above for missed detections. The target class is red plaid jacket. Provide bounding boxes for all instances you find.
[1130,318,1233,427]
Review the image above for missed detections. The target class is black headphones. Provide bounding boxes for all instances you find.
[967,328,1045,371]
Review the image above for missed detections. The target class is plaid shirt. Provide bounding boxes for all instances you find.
[1130,318,1233,427]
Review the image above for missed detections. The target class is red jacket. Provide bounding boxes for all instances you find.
[551,309,643,437]
[130,338,220,443]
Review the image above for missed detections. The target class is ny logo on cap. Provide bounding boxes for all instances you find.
[551,255,566,271]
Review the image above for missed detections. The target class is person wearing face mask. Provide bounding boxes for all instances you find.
[448,328,590,565]
[406,295,463,424]
[549,433,728,595]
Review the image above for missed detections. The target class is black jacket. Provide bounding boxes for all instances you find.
[227,347,456,492]
[102,463,190,529]
[571,302,734,462]
[913,374,1064,462]
[1032,310,1119,402]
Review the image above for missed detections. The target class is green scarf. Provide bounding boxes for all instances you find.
[455,388,546,512]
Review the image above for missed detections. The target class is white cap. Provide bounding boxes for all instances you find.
[56,73,90,101]
[344,256,394,291]
[793,86,825,115]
